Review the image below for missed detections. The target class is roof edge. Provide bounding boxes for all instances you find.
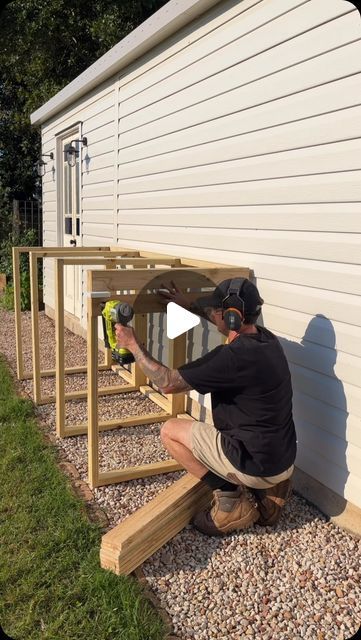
[30,0,221,126]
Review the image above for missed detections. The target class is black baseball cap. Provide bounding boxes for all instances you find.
[196,278,264,315]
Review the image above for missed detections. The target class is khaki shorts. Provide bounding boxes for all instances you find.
[191,421,294,490]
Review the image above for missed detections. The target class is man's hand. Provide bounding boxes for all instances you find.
[158,280,190,310]
[115,324,136,351]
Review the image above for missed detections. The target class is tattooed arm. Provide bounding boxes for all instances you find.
[114,324,192,394]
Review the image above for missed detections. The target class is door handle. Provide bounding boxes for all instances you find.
[70,239,77,246]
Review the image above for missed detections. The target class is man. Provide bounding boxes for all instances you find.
[115,278,297,536]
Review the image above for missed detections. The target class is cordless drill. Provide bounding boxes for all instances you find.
[101,300,135,365]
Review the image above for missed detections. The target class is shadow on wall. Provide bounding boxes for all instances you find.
[277,314,348,518]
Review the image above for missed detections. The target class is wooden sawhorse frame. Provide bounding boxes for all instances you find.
[54,254,182,437]
[86,260,249,489]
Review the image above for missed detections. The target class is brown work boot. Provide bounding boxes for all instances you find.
[252,479,292,526]
[192,486,259,536]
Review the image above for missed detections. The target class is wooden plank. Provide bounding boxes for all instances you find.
[12,247,23,379]
[87,270,100,488]
[90,266,244,292]
[29,252,41,404]
[100,474,212,574]
[98,459,183,486]
[168,333,187,416]
[132,313,148,387]
[62,257,181,266]
[21,363,110,380]
[65,412,170,438]
[139,385,171,413]
[55,259,65,437]
[40,385,137,406]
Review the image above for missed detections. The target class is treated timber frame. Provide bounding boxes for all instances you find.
[13,245,112,384]
[54,254,182,437]
[86,260,249,489]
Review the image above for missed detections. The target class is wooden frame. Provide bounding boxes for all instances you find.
[54,255,182,437]
[86,260,249,488]
[13,245,111,383]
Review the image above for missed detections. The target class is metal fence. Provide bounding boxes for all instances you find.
[13,200,43,245]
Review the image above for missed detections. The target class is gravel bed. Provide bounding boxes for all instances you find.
[1,308,360,639]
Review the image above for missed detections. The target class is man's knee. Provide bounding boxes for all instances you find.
[160,418,179,444]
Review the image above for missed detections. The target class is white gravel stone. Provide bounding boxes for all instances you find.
[1,307,360,640]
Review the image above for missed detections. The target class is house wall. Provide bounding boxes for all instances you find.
[113,0,361,509]
[38,0,361,513]
[41,77,117,317]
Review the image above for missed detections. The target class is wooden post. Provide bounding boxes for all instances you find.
[30,252,41,404]
[167,333,187,416]
[132,313,148,387]
[55,259,65,437]
[87,272,100,489]
[12,247,23,379]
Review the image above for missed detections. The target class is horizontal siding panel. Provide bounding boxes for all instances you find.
[260,281,361,327]
[119,74,361,162]
[116,203,361,232]
[83,181,113,197]
[85,122,114,145]
[293,391,361,449]
[82,196,113,210]
[290,363,361,417]
[82,224,114,239]
[43,85,114,140]
[119,106,361,178]
[122,0,345,105]
[118,171,361,207]
[86,137,115,159]
[119,140,361,192]
[279,332,361,388]
[83,151,113,172]
[119,41,361,147]
[84,105,115,135]
[296,419,361,478]
[296,443,360,507]
[121,7,356,125]
[83,168,114,187]
[112,223,361,265]
[83,211,114,225]
[265,307,361,358]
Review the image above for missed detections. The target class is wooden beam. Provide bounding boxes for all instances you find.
[89,267,243,293]
[168,333,187,416]
[97,459,183,486]
[87,270,100,488]
[139,386,171,413]
[12,247,23,379]
[55,258,65,436]
[100,473,212,575]
[40,384,136,406]
[66,411,170,438]
[20,363,110,380]
[30,252,41,404]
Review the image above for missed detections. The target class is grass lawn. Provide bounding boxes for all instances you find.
[0,355,167,640]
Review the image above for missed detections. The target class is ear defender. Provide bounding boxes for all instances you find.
[223,307,243,331]
[221,277,247,331]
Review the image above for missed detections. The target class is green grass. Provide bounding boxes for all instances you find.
[0,356,167,640]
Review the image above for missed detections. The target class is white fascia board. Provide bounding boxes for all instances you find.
[30,0,221,126]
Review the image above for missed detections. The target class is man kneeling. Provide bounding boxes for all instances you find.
[115,277,297,536]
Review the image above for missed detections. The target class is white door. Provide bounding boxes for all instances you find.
[61,134,81,316]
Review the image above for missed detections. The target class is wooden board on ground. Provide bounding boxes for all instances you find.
[100,473,212,575]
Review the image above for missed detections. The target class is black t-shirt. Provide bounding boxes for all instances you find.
[178,326,297,476]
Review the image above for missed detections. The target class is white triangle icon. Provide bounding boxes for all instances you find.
[166,302,200,339]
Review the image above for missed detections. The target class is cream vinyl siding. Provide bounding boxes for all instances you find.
[41,80,117,314]
[113,0,361,507]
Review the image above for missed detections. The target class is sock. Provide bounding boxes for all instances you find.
[202,470,239,492]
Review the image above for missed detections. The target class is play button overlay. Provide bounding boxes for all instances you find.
[166,302,200,339]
